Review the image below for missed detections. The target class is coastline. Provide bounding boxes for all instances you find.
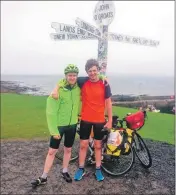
[0,80,175,114]
[1,80,174,98]
[1,80,43,95]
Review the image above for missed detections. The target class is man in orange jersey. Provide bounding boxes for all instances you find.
[74,59,112,181]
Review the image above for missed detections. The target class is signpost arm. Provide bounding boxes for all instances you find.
[108,32,160,47]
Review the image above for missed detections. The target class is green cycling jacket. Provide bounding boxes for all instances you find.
[46,83,81,136]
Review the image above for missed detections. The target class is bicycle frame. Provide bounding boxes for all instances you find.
[76,110,151,175]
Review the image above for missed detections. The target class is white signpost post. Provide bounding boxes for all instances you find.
[50,1,160,75]
[93,1,116,75]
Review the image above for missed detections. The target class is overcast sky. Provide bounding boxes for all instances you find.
[1,1,174,76]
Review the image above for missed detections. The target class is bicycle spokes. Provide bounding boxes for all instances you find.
[133,133,152,168]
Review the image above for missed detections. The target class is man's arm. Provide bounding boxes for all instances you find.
[77,77,89,88]
[51,77,82,99]
[77,74,108,88]
[104,82,113,129]
[105,97,112,128]
[50,78,67,100]
[46,96,61,139]
[52,75,107,95]
[51,76,86,99]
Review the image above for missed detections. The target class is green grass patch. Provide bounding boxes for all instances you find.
[113,107,175,145]
[1,93,49,139]
[1,93,175,144]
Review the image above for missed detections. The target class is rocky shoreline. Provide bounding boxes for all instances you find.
[1,81,42,95]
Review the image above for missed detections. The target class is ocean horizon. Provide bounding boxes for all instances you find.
[1,74,174,96]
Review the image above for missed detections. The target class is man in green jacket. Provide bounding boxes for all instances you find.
[31,64,80,185]
[51,59,112,182]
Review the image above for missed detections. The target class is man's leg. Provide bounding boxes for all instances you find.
[74,120,92,181]
[79,139,89,166]
[93,123,105,181]
[61,125,76,183]
[31,133,62,186]
[94,140,102,168]
[62,147,72,172]
[43,147,58,175]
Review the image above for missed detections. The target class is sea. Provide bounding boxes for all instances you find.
[1,74,174,96]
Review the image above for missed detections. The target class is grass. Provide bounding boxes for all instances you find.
[1,93,175,144]
[112,107,175,145]
[1,93,49,139]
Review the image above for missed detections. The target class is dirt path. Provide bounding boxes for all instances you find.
[1,139,175,195]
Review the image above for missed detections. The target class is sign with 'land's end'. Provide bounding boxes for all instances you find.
[51,1,159,76]
[51,22,96,38]
[93,1,115,26]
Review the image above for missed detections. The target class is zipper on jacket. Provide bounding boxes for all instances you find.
[68,89,73,125]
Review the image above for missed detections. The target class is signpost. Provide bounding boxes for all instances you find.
[50,1,160,75]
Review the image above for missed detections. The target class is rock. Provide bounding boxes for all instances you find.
[0,81,40,95]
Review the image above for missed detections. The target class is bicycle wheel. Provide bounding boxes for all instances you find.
[55,133,79,162]
[101,141,135,176]
[133,132,152,168]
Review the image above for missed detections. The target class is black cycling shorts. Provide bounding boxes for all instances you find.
[49,125,77,149]
[79,120,105,140]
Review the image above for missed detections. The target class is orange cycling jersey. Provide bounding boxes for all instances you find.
[77,77,112,123]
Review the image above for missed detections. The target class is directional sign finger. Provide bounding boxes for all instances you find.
[75,17,101,38]
[50,33,97,41]
[108,33,160,47]
[51,22,99,39]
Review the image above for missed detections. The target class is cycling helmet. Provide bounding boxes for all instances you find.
[64,64,79,74]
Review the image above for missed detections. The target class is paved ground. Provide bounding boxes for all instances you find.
[1,139,175,195]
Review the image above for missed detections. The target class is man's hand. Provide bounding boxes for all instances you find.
[99,75,109,85]
[50,85,59,100]
[53,135,61,140]
[104,121,112,129]
[51,92,58,100]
